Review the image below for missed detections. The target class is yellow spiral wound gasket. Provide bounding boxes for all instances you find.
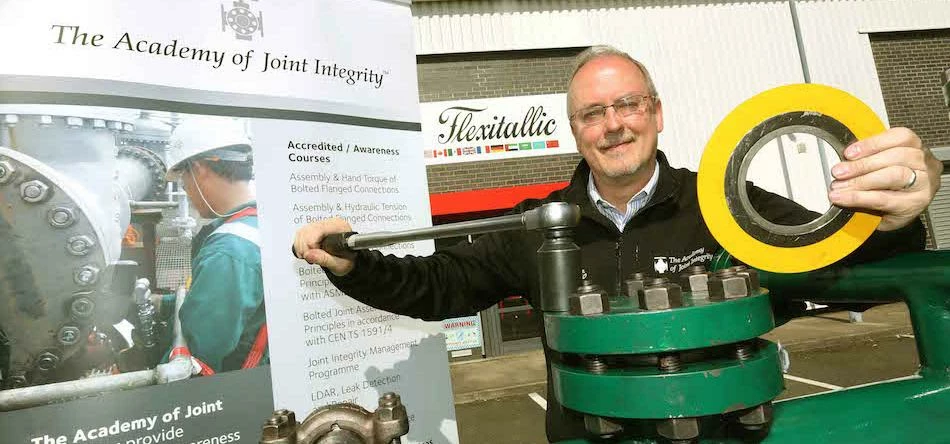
[697,84,884,273]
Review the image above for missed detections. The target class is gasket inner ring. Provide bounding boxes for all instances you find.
[726,112,858,248]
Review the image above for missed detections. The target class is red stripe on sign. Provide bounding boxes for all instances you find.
[430,182,569,216]
[546,140,560,148]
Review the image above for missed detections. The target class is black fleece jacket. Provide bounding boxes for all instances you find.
[328,151,924,442]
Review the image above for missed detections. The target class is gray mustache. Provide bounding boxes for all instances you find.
[599,133,636,149]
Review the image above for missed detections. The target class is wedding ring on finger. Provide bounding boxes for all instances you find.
[904,168,918,190]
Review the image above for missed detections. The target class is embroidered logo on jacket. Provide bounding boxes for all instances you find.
[653,257,669,274]
[654,248,713,274]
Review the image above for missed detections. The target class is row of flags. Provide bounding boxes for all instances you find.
[424,139,561,159]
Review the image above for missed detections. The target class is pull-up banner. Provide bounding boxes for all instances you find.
[0,1,459,443]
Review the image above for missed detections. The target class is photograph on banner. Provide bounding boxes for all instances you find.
[421,93,577,165]
[0,105,267,406]
[0,0,460,441]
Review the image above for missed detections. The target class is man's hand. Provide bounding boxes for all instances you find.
[829,127,943,231]
[293,217,356,276]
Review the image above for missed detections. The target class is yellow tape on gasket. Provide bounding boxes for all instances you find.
[697,84,883,273]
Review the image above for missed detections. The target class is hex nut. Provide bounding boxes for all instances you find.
[679,265,710,294]
[737,403,773,428]
[623,272,649,299]
[379,392,400,408]
[569,292,610,315]
[36,352,60,371]
[49,207,77,228]
[58,326,81,345]
[731,265,761,294]
[708,271,748,301]
[570,279,609,315]
[639,280,683,310]
[656,417,700,441]
[260,418,281,440]
[20,180,51,203]
[273,409,295,429]
[584,415,623,437]
[261,409,296,441]
[67,235,96,256]
[376,393,407,423]
[74,265,100,286]
[70,297,95,320]
[275,410,295,438]
[0,159,15,184]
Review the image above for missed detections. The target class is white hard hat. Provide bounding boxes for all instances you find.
[166,116,252,179]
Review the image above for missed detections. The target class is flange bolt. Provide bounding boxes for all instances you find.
[49,207,77,228]
[20,180,50,203]
[67,235,96,256]
[74,265,100,286]
[58,326,81,346]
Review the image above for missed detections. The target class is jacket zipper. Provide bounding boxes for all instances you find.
[612,189,672,293]
[615,236,623,296]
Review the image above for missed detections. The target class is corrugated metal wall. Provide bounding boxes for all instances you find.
[412,0,950,211]
[413,0,805,171]
[795,0,950,126]
[926,147,950,249]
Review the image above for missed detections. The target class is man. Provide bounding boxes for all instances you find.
[293,46,942,441]
[164,117,267,375]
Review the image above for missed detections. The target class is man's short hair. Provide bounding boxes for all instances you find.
[567,45,659,111]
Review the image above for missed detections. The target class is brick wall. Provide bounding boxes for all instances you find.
[418,48,584,194]
[425,154,583,194]
[870,29,950,149]
[870,29,950,249]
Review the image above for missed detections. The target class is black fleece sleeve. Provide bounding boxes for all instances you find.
[324,227,529,321]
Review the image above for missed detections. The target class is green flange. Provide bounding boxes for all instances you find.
[544,292,774,355]
[552,341,784,418]
[553,251,950,443]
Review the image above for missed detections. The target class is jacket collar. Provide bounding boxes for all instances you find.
[564,150,682,229]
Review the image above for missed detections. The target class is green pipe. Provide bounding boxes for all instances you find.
[761,250,950,372]
[767,375,950,443]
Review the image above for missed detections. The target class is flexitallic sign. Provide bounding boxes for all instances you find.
[420,93,577,164]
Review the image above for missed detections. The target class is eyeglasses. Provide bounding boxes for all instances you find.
[570,94,655,126]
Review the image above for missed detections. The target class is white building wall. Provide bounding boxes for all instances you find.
[413,0,805,171]
[412,0,950,210]
[795,0,950,127]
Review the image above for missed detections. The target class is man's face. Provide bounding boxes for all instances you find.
[180,162,211,218]
[568,55,663,181]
